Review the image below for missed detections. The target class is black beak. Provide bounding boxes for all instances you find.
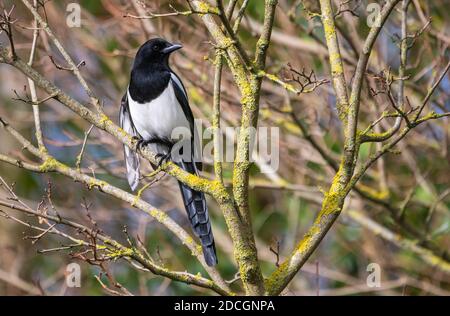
[162,44,183,54]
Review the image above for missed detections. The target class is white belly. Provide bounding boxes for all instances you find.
[128,83,191,142]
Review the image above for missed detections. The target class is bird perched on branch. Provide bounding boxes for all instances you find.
[119,38,218,266]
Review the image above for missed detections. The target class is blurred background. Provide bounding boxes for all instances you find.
[0,0,449,295]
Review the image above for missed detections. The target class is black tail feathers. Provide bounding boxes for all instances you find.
[176,161,218,266]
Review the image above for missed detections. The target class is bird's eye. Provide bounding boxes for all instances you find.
[153,45,160,51]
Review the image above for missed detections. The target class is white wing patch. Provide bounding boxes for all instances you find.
[119,98,140,191]
[171,72,188,99]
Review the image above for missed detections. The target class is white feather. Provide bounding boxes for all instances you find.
[119,98,140,191]
[127,82,191,152]
[171,73,188,99]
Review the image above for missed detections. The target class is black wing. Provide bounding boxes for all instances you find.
[119,92,140,191]
[170,73,216,265]
[170,72,202,169]
[170,72,194,132]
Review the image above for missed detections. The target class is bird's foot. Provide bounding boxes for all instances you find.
[132,136,146,152]
[155,152,171,168]
[136,138,157,153]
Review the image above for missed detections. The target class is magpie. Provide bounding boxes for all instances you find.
[119,38,218,266]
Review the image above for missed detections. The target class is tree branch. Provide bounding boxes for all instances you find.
[346,209,450,274]
[21,0,102,112]
[0,199,234,295]
[319,0,350,122]
[0,116,230,293]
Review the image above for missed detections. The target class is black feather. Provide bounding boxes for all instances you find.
[175,160,218,266]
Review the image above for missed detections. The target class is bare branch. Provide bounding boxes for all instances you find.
[0,116,230,292]
[20,0,102,112]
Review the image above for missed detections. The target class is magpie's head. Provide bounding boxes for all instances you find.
[134,38,182,69]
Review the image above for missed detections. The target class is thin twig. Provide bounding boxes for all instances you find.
[21,0,102,112]
[75,124,94,171]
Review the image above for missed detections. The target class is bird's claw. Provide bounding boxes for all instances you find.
[155,152,171,168]
[135,137,152,152]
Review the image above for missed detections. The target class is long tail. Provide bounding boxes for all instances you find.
[175,160,218,266]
